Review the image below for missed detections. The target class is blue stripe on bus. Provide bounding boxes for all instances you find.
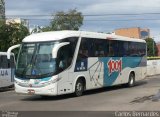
[40,77,51,81]
[99,57,146,86]
[16,77,51,82]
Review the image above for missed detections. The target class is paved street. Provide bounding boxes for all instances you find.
[0,75,160,111]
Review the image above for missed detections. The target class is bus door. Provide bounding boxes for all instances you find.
[57,45,72,95]
[57,38,78,94]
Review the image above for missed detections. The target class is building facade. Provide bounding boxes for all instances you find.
[0,0,5,20]
[115,27,150,39]
[6,18,29,29]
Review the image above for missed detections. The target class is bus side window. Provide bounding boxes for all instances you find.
[137,43,146,57]
[0,55,1,68]
[77,39,89,60]
[109,41,115,57]
[7,55,13,68]
[93,39,106,57]
[129,42,136,57]
[1,55,8,69]
[118,41,124,57]
[123,42,129,56]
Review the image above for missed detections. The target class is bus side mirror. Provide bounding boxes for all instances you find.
[52,42,70,58]
[7,44,21,59]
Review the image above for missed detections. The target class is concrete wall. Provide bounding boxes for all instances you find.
[147,60,160,76]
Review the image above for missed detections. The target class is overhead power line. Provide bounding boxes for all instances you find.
[3,12,160,22]
[3,18,160,22]
[5,12,160,17]
[85,19,160,21]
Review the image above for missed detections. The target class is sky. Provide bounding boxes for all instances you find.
[5,0,160,42]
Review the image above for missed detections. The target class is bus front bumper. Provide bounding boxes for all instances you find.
[14,83,58,96]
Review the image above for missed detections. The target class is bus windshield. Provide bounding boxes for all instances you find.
[15,42,60,79]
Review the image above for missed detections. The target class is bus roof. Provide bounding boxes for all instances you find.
[23,30,146,43]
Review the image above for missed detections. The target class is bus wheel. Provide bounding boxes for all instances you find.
[128,72,135,87]
[75,79,84,97]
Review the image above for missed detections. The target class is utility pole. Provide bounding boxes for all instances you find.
[152,38,155,56]
[153,41,155,56]
[0,0,5,20]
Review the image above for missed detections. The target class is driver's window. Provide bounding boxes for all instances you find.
[56,45,70,72]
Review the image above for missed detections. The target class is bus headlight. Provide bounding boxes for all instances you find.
[43,77,61,85]
[41,76,61,86]
[14,79,30,87]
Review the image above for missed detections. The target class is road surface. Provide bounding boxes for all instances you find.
[0,75,160,111]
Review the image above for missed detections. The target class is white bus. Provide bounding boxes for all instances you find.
[7,31,147,96]
[0,52,15,88]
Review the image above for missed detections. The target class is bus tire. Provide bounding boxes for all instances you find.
[74,79,84,97]
[127,72,135,87]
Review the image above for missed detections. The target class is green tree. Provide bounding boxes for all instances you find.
[145,38,158,56]
[0,23,29,51]
[0,18,6,25]
[41,9,83,32]
[41,26,52,32]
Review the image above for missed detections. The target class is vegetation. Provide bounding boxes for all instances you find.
[0,9,83,53]
[32,9,84,33]
[0,22,29,52]
[50,9,83,31]
[147,56,160,60]
[145,38,158,57]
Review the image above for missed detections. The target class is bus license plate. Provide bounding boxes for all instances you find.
[28,89,35,95]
